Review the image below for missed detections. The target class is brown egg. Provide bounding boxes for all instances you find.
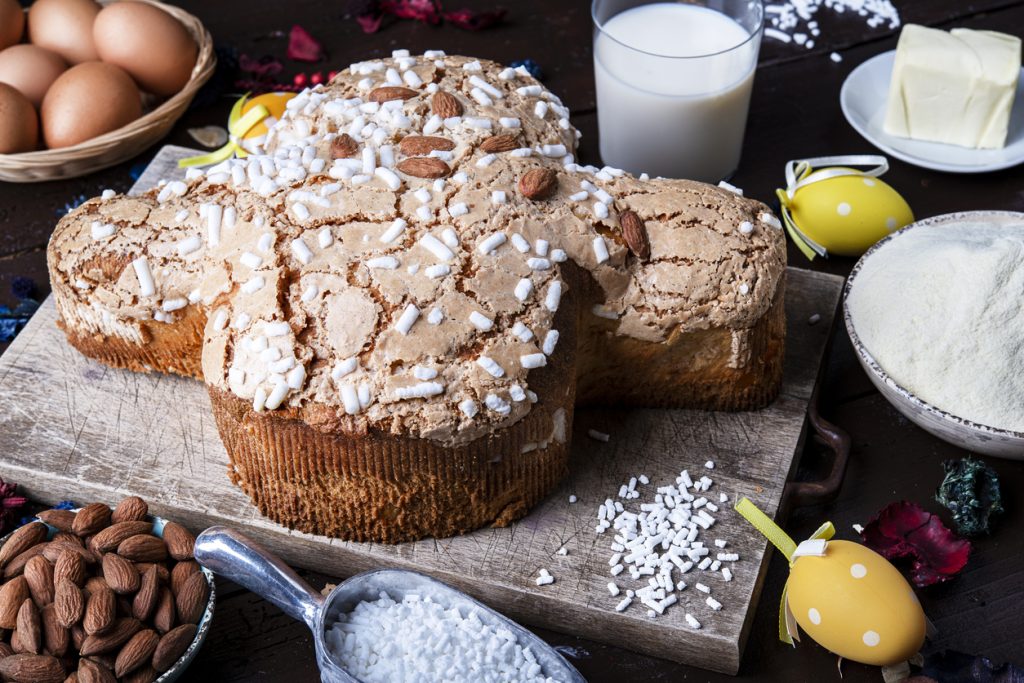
[0,45,68,107]
[41,61,141,148]
[93,2,196,96]
[0,0,24,51]
[28,0,101,65]
[0,83,39,153]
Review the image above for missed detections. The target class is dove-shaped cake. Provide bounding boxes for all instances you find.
[47,53,786,542]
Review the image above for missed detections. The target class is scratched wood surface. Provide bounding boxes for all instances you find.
[0,146,843,674]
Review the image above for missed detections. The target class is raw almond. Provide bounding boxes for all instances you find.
[36,511,76,533]
[518,167,558,200]
[113,629,158,678]
[0,642,13,658]
[110,498,148,525]
[151,623,196,672]
[70,625,86,651]
[16,599,42,654]
[77,659,115,683]
[169,562,198,598]
[53,552,85,589]
[89,523,152,555]
[0,576,31,628]
[54,580,84,629]
[619,210,650,261]
[24,556,55,608]
[40,604,67,657]
[10,629,25,653]
[329,133,359,160]
[152,588,174,635]
[83,576,107,597]
[368,86,418,103]
[100,555,138,595]
[79,618,141,656]
[132,563,168,585]
[396,157,451,179]
[160,523,194,562]
[51,533,82,549]
[431,90,462,118]
[3,544,49,580]
[41,543,96,566]
[115,536,166,564]
[0,523,48,569]
[479,134,519,153]
[399,135,456,157]
[83,585,115,636]
[71,505,110,538]
[0,653,65,683]
[131,567,159,622]
[173,572,207,625]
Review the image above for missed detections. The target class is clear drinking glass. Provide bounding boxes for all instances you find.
[592,0,764,183]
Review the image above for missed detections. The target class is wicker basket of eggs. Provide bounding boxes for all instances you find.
[0,0,214,182]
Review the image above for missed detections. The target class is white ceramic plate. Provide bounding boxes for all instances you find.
[844,211,1024,459]
[840,50,1024,173]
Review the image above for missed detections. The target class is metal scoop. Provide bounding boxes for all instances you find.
[194,526,587,683]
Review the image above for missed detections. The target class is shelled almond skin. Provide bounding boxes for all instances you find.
[0,499,204,682]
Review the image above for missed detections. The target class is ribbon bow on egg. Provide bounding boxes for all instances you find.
[774,154,913,261]
[735,498,927,667]
[179,94,274,168]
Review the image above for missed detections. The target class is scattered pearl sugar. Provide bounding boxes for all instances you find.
[324,591,559,683]
[763,0,900,50]
[568,495,577,504]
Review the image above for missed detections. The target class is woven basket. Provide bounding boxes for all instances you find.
[0,0,215,183]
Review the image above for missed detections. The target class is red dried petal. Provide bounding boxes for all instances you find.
[382,0,442,23]
[356,13,384,33]
[288,25,325,63]
[239,54,283,78]
[442,7,507,30]
[861,501,972,588]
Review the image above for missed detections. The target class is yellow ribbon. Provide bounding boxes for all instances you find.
[734,498,835,645]
[178,95,271,168]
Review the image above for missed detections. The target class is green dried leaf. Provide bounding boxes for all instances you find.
[935,457,1003,537]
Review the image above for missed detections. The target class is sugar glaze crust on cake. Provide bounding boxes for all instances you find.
[47,53,786,540]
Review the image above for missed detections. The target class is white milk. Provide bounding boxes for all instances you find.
[594,3,760,182]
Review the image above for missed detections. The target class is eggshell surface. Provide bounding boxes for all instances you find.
[41,61,141,148]
[27,0,101,64]
[0,44,68,107]
[788,170,913,257]
[0,82,39,153]
[0,0,24,50]
[93,1,197,96]
[787,540,926,666]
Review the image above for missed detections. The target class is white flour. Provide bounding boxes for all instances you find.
[324,591,560,683]
[848,221,1024,432]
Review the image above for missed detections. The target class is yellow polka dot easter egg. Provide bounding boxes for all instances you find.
[238,92,297,152]
[780,167,914,257]
[786,540,926,666]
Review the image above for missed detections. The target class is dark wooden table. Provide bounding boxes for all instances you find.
[2,1,1023,680]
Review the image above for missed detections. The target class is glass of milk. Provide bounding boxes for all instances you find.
[592,0,764,182]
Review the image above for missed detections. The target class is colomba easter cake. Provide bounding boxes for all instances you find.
[47,54,787,542]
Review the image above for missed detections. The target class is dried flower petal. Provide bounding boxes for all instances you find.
[861,501,971,588]
[442,7,506,30]
[0,477,27,534]
[288,25,325,63]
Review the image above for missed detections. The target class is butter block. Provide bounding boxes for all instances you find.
[884,24,1021,149]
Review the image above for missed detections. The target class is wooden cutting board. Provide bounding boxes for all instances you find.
[0,146,844,674]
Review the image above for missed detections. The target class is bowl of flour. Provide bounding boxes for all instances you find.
[844,211,1024,459]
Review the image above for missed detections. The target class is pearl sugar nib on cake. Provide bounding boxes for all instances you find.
[47,51,787,543]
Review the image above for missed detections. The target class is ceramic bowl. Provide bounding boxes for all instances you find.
[0,509,215,681]
[843,210,1024,459]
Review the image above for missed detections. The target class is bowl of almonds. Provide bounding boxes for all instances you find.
[0,497,214,682]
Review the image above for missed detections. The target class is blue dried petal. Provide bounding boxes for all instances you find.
[935,457,1003,537]
[510,59,543,80]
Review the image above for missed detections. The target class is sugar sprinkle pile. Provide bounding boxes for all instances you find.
[763,0,900,50]
[324,592,559,683]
